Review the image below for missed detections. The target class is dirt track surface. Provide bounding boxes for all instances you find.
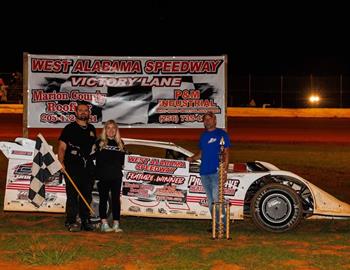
[1,114,350,143]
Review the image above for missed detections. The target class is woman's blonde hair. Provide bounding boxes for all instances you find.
[99,120,124,150]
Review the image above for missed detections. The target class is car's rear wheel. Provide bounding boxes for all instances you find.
[250,183,303,232]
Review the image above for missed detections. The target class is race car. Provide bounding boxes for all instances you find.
[1,137,350,233]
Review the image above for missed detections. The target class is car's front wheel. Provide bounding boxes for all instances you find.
[250,183,303,232]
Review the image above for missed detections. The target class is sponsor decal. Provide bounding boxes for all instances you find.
[13,163,32,180]
[11,150,33,156]
[188,175,240,196]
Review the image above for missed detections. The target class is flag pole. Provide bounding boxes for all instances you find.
[33,133,95,215]
[61,167,95,215]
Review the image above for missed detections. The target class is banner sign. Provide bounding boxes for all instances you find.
[121,154,241,219]
[124,155,189,176]
[27,55,226,128]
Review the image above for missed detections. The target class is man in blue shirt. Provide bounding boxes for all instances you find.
[187,111,231,228]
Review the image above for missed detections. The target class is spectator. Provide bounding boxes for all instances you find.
[0,78,8,103]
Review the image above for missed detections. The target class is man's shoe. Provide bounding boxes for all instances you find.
[81,220,95,231]
[100,223,114,232]
[68,223,81,232]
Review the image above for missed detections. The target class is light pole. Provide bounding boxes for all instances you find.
[280,75,283,108]
[248,73,251,103]
[340,74,343,108]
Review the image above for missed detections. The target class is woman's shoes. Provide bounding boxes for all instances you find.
[100,222,123,232]
[100,223,114,232]
[112,222,123,233]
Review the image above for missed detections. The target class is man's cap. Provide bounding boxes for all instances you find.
[203,111,216,118]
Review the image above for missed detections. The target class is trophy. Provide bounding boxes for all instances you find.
[212,136,231,239]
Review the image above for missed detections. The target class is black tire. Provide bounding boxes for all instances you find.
[250,183,303,232]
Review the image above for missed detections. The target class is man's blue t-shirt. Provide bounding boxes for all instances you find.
[199,128,231,175]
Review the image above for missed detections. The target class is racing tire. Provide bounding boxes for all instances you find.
[250,183,303,232]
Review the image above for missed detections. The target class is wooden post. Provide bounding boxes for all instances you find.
[23,52,29,138]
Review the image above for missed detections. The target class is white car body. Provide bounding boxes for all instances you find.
[1,137,350,232]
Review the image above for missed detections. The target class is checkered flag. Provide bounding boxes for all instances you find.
[28,133,62,208]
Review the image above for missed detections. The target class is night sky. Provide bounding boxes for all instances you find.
[1,1,350,76]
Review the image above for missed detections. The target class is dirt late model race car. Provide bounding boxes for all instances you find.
[1,137,350,233]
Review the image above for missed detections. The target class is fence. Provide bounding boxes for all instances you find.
[2,73,350,108]
[228,75,350,108]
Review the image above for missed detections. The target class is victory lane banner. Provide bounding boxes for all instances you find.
[25,54,227,128]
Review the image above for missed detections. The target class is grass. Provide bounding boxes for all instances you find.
[18,238,84,265]
[83,242,133,259]
[0,214,350,269]
[1,142,350,269]
[208,246,298,267]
